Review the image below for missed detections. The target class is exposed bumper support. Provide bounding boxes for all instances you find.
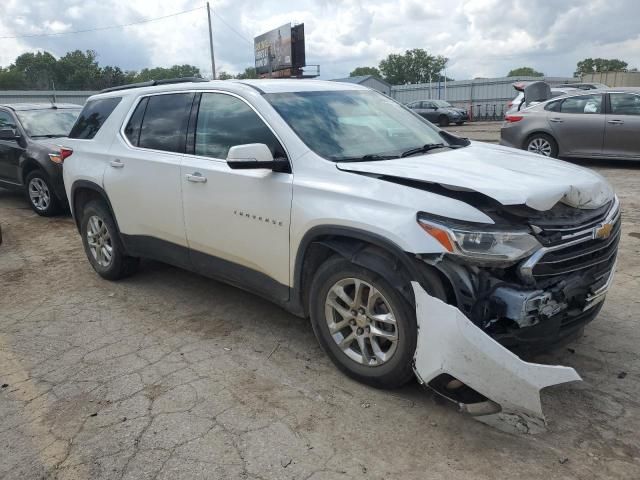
[411,282,582,434]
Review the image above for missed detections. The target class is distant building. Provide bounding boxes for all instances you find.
[582,71,640,87]
[330,75,392,96]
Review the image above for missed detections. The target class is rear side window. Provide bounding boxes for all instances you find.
[123,97,148,146]
[609,93,640,116]
[138,93,194,153]
[69,97,121,139]
[194,93,285,159]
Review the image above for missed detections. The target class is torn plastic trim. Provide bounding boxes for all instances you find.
[411,282,581,434]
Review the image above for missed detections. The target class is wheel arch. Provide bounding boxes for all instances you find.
[70,180,120,234]
[19,157,46,185]
[292,226,449,317]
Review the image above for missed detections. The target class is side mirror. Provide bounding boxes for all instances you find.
[226,143,289,172]
[0,127,19,141]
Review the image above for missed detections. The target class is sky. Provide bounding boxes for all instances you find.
[1,0,640,81]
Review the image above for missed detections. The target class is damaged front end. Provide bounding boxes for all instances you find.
[412,196,620,433]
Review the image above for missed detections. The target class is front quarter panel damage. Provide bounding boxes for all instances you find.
[411,282,581,434]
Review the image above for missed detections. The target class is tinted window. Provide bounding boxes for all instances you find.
[138,93,194,153]
[195,93,284,159]
[609,93,640,116]
[559,94,602,114]
[0,110,16,129]
[69,97,121,139]
[544,100,562,112]
[124,97,149,146]
[15,109,80,137]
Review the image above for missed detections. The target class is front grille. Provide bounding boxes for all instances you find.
[521,197,620,283]
[532,217,620,278]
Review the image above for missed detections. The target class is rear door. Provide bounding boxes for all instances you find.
[547,93,605,156]
[603,92,640,159]
[180,91,293,298]
[0,109,23,183]
[104,92,194,258]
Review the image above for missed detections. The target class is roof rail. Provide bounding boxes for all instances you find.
[99,77,208,94]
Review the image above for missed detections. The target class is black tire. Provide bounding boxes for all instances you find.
[24,169,61,216]
[80,200,139,280]
[309,255,446,389]
[524,133,559,158]
[438,115,450,127]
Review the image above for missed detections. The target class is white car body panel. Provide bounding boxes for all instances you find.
[337,142,614,211]
[412,283,581,434]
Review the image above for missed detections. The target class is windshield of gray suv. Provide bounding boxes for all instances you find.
[15,108,81,138]
[266,90,452,161]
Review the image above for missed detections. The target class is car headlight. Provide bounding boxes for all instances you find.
[417,216,541,262]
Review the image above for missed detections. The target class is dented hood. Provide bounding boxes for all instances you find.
[336,142,614,211]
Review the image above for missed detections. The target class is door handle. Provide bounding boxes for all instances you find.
[607,119,624,125]
[110,159,124,168]
[549,118,564,123]
[185,172,207,183]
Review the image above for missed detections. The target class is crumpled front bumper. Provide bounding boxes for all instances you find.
[411,282,582,434]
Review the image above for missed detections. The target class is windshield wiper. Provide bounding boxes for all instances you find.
[335,154,399,163]
[30,134,65,138]
[400,143,453,158]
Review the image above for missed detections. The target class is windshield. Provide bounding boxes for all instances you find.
[432,100,453,108]
[15,109,81,137]
[265,90,449,161]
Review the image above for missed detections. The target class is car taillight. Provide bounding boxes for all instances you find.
[504,115,523,123]
[48,147,73,164]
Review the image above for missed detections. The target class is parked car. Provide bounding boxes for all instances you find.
[555,82,609,90]
[505,84,578,116]
[406,99,468,126]
[0,103,81,215]
[61,79,618,426]
[501,88,640,159]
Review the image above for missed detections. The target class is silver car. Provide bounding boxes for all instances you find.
[500,88,640,159]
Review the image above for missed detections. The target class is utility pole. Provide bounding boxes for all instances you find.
[207,2,216,80]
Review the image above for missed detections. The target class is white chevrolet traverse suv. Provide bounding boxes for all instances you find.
[62,79,618,408]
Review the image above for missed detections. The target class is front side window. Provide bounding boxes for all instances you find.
[559,94,602,114]
[194,93,284,159]
[266,90,449,161]
[609,93,640,116]
[16,109,80,138]
[69,97,121,139]
[138,93,194,153]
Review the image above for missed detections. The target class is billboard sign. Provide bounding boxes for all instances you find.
[254,24,292,75]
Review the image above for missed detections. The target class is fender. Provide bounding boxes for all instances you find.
[70,180,120,234]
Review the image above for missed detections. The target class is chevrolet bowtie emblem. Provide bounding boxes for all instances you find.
[594,222,613,240]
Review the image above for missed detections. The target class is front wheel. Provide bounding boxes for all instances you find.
[309,256,444,388]
[525,133,558,158]
[25,170,61,216]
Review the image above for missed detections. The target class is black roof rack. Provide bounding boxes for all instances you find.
[99,77,208,94]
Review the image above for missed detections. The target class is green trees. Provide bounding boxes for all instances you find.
[349,66,382,79]
[507,67,544,77]
[349,49,448,85]
[0,50,202,90]
[575,58,629,77]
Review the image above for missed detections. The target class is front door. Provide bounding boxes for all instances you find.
[180,92,293,300]
[0,109,23,184]
[547,93,605,156]
[603,92,640,159]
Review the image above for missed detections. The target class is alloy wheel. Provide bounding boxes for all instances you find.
[28,177,51,211]
[86,215,113,267]
[324,278,399,366]
[527,137,552,156]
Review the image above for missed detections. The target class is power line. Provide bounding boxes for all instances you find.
[214,12,253,46]
[0,6,205,39]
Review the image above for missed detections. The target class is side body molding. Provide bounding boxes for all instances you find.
[411,282,581,434]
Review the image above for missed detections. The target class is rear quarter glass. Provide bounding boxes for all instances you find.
[69,97,122,140]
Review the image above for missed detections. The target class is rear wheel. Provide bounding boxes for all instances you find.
[25,170,60,216]
[309,255,445,388]
[438,115,450,127]
[80,200,139,280]
[525,133,558,158]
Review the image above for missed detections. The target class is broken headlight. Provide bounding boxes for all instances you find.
[417,216,542,262]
